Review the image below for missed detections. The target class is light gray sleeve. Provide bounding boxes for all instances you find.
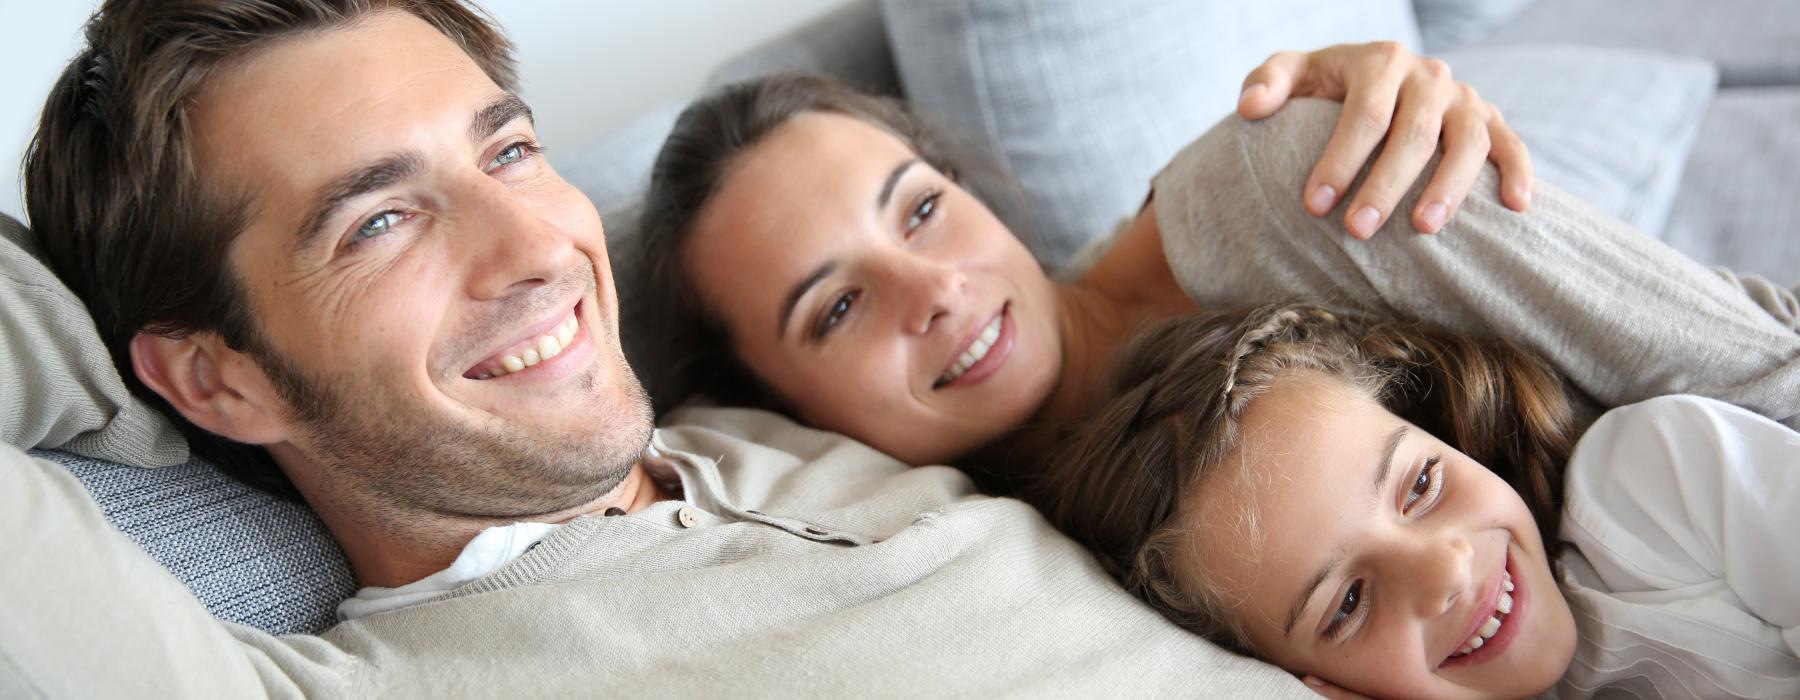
[0,443,347,696]
[1153,98,1800,430]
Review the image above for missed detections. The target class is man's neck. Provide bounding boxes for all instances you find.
[282,451,669,589]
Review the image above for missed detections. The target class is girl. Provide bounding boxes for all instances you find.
[633,62,1800,479]
[1035,305,1800,697]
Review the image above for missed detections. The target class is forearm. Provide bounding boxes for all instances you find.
[0,444,323,696]
[1157,99,1800,428]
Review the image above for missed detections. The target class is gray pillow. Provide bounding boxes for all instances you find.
[0,214,187,466]
[1411,0,1534,53]
[881,0,1423,266]
[1440,46,1717,237]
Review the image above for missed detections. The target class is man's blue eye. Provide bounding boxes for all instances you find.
[492,144,526,168]
[352,211,402,244]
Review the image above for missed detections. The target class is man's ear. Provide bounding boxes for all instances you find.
[130,331,290,445]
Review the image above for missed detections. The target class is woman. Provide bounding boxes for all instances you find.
[634,43,1800,476]
[1035,304,1799,697]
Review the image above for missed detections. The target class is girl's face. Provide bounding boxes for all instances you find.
[685,112,1063,465]
[1178,374,1576,698]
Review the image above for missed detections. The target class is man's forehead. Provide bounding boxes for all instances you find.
[189,10,499,208]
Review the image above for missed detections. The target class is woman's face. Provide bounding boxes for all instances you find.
[1179,374,1576,698]
[684,112,1063,464]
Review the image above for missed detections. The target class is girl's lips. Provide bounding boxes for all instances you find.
[938,306,1015,390]
[1439,548,1527,670]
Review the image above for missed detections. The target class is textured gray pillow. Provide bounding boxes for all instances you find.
[1411,0,1535,53]
[881,0,1423,266]
[1440,46,1717,237]
[36,449,353,635]
[0,214,187,467]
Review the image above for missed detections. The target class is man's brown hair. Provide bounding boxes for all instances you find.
[23,0,517,496]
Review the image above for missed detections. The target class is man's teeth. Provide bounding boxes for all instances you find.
[474,314,580,380]
[938,315,1003,385]
[1451,571,1515,657]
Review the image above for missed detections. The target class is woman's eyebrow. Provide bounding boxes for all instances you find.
[779,261,838,337]
[876,159,919,209]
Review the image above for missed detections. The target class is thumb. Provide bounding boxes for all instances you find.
[1238,51,1308,120]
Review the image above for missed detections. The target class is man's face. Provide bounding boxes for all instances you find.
[189,11,652,521]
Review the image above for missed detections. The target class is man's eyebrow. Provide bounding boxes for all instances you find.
[470,92,533,144]
[1282,425,1409,638]
[294,151,425,254]
[877,159,918,209]
[779,261,839,338]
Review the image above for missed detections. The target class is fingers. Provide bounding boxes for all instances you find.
[1238,51,1309,120]
[1410,95,1489,234]
[1302,675,1375,700]
[1487,112,1535,211]
[1304,42,1410,219]
[1339,57,1454,238]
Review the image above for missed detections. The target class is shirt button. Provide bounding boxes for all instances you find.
[676,507,700,528]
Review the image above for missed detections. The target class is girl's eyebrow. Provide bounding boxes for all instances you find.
[1281,425,1410,638]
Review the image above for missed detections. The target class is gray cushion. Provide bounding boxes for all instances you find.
[1411,0,1534,53]
[881,0,1423,266]
[1,213,351,635]
[0,214,187,466]
[35,449,352,635]
[1662,88,1800,284]
[1439,46,1718,237]
[707,0,902,98]
[1471,0,1800,88]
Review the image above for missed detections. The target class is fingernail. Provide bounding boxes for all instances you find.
[1307,185,1337,215]
[1304,676,1326,688]
[1518,186,1534,208]
[1350,205,1380,237]
[1421,201,1448,232]
[1240,82,1266,103]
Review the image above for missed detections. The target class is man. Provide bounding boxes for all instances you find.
[6,0,1798,696]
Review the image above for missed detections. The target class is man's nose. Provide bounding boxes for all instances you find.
[459,179,576,300]
[888,256,965,336]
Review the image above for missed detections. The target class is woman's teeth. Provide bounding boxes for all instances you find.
[1451,571,1515,657]
[938,315,1004,385]
[474,314,580,380]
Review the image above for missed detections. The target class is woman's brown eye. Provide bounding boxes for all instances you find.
[907,192,940,231]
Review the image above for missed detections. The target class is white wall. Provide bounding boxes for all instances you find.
[0,0,849,221]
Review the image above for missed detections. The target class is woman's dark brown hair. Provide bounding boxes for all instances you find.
[23,0,516,497]
[633,73,1019,415]
[1032,304,1577,653]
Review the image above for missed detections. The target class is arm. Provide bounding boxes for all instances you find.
[1152,98,1800,429]
[0,444,344,695]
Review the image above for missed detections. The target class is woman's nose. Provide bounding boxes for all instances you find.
[890,257,965,336]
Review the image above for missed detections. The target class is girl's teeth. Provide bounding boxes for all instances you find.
[1497,591,1514,615]
[1479,615,1501,638]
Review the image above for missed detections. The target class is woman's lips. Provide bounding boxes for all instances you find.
[937,306,1015,390]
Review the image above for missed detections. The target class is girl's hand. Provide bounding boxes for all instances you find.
[1238,42,1534,239]
[1301,674,1376,700]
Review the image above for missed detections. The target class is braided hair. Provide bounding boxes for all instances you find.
[1030,304,1576,654]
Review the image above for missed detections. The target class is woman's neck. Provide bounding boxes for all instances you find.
[1030,276,1196,437]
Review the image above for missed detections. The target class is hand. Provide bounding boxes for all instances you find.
[1301,675,1376,700]
[1237,42,1534,239]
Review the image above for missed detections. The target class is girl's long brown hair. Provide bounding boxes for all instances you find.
[1031,304,1578,653]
